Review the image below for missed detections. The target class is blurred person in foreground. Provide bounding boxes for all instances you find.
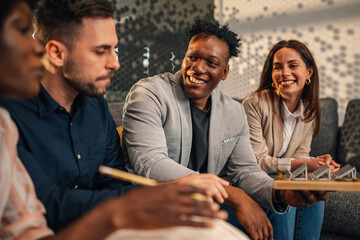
[0,0,226,238]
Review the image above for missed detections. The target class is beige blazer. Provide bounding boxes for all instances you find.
[243,90,314,174]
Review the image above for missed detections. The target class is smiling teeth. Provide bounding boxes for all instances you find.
[281,80,295,85]
[189,76,206,84]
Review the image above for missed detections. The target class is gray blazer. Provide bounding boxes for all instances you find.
[123,71,283,212]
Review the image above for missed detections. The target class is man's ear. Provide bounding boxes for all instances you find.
[221,64,230,80]
[45,40,69,67]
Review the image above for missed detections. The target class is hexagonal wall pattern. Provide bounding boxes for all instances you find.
[109,0,359,124]
[107,0,214,102]
[218,0,360,124]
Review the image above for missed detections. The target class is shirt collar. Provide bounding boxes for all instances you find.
[36,85,90,117]
[282,99,304,120]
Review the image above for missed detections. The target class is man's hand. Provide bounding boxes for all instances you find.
[225,186,273,240]
[171,173,229,203]
[276,189,329,207]
[111,184,228,230]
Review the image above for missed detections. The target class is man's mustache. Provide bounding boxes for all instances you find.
[96,71,114,80]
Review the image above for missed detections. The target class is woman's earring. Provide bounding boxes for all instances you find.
[272,82,276,88]
[305,79,311,85]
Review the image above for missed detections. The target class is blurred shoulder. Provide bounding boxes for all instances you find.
[243,90,271,106]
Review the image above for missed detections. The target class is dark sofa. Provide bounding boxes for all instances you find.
[108,98,360,239]
[310,98,360,240]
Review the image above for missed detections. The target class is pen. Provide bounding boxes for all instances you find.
[99,165,158,186]
[98,165,206,200]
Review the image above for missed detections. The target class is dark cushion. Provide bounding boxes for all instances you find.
[337,99,360,168]
[310,98,339,158]
[322,192,360,238]
[108,102,125,127]
[320,230,360,240]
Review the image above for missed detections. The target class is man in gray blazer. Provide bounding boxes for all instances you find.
[122,19,328,240]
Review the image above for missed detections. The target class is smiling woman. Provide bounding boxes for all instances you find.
[243,40,340,240]
[254,40,321,136]
[271,47,314,111]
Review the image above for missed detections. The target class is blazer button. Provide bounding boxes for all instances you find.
[74,185,78,189]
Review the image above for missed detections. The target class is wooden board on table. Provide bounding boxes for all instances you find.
[273,175,360,191]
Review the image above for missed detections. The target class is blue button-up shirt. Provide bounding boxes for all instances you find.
[0,86,131,231]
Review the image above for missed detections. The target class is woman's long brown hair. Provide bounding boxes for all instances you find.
[256,40,321,136]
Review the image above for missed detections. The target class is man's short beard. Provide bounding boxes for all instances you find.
[63,58,111,98]
[65,79,106,98]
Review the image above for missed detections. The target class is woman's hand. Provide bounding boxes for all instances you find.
[316,154,340,173]
[291,154,340,173]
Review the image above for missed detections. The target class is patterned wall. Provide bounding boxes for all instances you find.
[217,0,360,124]
[107,0,214,102]
[109,0,359,124]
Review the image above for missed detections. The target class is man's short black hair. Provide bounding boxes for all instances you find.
[188,19,241,59]
[35,0,114,48]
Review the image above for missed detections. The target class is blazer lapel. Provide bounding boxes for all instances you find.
[272,94,284,156]
[208,90,222,173]
[170,72,192,167]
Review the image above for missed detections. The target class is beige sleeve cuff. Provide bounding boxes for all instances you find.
[277,158,294,172]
